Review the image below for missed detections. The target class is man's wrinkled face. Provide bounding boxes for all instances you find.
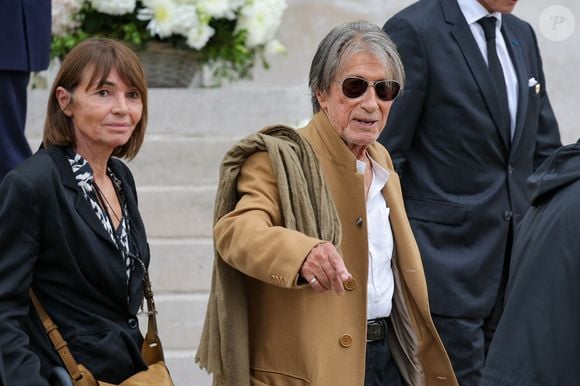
[316,52,394,153]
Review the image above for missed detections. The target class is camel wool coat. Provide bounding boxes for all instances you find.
[214,112,457,386]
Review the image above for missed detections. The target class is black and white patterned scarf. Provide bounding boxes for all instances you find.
[67,151,133,281]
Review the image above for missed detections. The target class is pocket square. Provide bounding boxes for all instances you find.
[528,77,540,94]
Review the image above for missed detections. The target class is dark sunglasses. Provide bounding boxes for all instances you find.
[337,77,401,101]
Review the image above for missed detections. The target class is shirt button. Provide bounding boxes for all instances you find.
[503,210,512,221]
[507,165,513,174]
[343,277,357,291]
[127,318,138,329]
[340,334,353,348]
[356,217,363,227]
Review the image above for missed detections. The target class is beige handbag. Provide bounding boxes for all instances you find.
[30,270,174,386]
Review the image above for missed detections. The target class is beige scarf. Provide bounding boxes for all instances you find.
[195,125,341,385]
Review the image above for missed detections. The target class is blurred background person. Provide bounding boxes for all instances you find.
[378,0,562,384]
[0,38,151,385]
[197,20,457,386]
[0,0,51,181]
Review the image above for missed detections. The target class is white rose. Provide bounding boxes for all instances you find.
[186,24,216,50]
[171,5,201,36]
[197,0,241,20]
[89,0,136,15]
[51,0,82,36]
[236,0,286,47]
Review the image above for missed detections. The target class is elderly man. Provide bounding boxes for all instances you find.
[197,20,457,386]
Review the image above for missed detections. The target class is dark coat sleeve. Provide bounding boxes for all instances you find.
[0,169,48,386]
[480,180,580,385]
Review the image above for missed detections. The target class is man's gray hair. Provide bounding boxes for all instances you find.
[309,20,405,113]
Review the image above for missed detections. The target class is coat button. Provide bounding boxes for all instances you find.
[127,318,138,329]
[356,217,363,227]
[343,277,357,291]
[503,210,512,221]
[339,334,353,348]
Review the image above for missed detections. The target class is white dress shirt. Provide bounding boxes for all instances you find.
[458,0,519,138]
[357,156,394,320]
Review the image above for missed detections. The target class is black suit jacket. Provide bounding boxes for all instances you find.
[378,0,561,318]
[0,146,150,385]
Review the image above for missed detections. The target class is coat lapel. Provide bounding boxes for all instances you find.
[442,0,511,151]
[47,146,117,245]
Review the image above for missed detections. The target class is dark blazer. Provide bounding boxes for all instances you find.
[378,0,561,318]
[0,146,150,385]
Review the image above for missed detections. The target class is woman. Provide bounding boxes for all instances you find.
[0,38,150,385]
[197,20,457,386]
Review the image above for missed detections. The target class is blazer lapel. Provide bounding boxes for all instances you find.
[443,0,511,151]
[502,21,529,152]
[47,146,117,245]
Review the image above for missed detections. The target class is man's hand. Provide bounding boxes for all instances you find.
[300,242,352,295]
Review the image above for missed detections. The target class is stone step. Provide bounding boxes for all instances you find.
[165,351,211,386]
[149,294,208,351]
[148,238,213,294]
[128,137,234,187]
[137,186,215,239]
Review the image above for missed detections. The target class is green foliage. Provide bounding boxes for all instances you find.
[51,1,278,83]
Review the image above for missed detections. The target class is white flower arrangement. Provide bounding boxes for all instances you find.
[51,0,287,82]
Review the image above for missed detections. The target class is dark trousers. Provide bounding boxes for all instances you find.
[0,70,32,182]
[433,223,514,386]
[364,338,403,386]
[432,315,487,386]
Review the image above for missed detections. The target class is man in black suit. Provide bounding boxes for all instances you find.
[378,0,561,384]
[0,0,51,182]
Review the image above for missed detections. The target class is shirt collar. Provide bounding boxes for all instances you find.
[458,0,503,28]
[355,154,390,185]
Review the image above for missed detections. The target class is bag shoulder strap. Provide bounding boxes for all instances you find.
[141,270,165,364]
[28,289,85,382]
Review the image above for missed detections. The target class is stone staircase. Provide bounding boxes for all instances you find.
[26,86,312,386]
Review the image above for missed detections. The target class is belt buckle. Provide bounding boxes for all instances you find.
[366,318,385,342]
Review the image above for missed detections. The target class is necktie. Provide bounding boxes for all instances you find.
[478,16,511,143]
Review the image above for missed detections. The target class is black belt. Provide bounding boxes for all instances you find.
[367,317,389,342]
